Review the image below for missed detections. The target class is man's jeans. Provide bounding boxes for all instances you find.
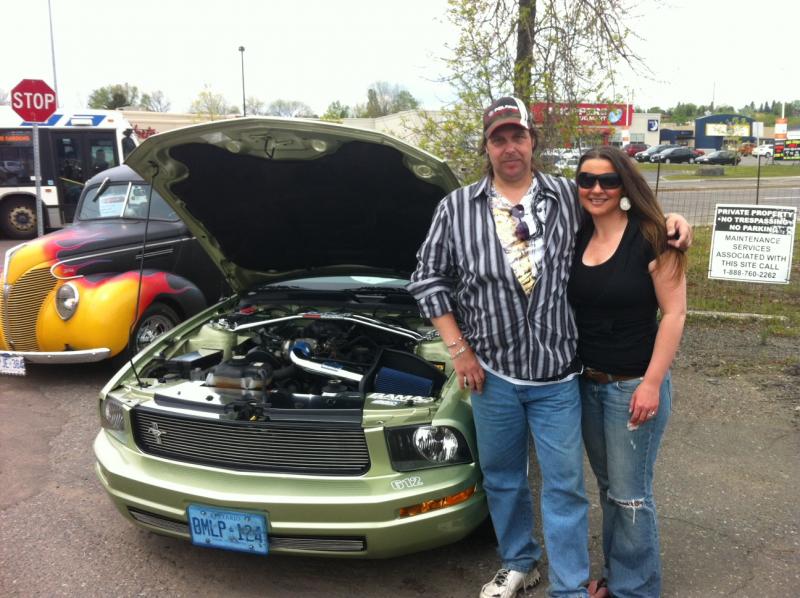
[472,372,589,597]
[579,373,672,598]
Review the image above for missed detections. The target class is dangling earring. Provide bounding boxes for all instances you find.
[619,196,631,211]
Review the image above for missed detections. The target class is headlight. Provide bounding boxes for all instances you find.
[55,282,79,320]
[100,395,126,433]
[385,425,472,472]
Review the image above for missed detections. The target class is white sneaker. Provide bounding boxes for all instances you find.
[479,567,542,598]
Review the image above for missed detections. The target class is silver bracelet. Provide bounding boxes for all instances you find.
[451,344,469,359]
[445,336,463,348]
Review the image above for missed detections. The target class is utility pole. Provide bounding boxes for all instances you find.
[239,46,246,117]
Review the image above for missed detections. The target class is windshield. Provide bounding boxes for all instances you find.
[77,181,178,221]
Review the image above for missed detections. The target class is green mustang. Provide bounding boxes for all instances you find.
[93,117,488,558]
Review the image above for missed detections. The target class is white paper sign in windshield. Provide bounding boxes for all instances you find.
[708,204,796,284]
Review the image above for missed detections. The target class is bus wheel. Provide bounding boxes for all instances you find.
[1,197,37,239]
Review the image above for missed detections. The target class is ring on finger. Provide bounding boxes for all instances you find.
[648,410,656,417]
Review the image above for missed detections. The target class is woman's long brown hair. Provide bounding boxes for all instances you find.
[577,146,687,280]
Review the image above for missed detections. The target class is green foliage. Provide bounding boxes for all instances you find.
[354,82,420,118]
[189,86,239,118]
[88,83,140,109]
[321,101,351,121]
[414,0,642,184]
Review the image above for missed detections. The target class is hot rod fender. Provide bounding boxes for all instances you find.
[36,270,207,357]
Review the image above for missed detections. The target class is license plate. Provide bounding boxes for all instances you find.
[0,354,26,376]
[187,505,268,555]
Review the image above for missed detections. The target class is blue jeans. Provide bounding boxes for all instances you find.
[579,372,672,598]
[471,372,589,598]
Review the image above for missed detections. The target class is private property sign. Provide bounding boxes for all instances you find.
[708,204,796,284]
[10,79,57,122]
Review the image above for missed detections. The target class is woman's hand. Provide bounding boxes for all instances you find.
[629,381,660,426]
[452,344,485,394]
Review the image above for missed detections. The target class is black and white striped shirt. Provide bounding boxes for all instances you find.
[408,172,583,380]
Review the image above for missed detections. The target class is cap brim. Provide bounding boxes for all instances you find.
[485,117,528,138]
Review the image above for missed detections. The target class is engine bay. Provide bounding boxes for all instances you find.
[138,304,448,422]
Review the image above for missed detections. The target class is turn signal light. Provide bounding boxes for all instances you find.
[398,485,476,518]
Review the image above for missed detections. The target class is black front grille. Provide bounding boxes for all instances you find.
[131,408,370,475]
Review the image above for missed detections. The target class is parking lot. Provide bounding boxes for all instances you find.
[1,238,798,597]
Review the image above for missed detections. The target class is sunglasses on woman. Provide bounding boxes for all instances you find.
[576,172,623,190]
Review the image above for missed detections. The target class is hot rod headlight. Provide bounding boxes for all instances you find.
[386,425,473,472]
[55,283,79,320]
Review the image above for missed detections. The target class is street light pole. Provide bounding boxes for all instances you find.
[238,46,246,116]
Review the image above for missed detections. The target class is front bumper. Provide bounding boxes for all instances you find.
[0,347,111,364]
[94,430,487,558]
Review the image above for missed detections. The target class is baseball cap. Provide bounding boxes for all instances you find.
[483,96,532,138]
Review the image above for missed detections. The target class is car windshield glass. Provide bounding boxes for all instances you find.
[78,182,178,221]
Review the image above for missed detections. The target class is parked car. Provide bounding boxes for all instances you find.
[0,165,228,375]
[621,142,648,157]
[634,144,678,162]
[738,142,756,155]
[93,118,488,559]
[696,150,741,165]
[649,146,697,164]
[555,155,580,173]
[692,149,706,157]
[752,144,773,158]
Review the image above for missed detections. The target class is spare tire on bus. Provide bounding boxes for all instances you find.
[1,195,37,239]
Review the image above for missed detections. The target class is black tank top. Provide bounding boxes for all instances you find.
[567,216,658,376]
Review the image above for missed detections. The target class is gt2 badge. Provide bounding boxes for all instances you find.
[391,476,423,490]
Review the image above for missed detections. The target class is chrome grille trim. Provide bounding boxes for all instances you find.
[131,408,370,475]
[127,508,366,552]
[6,267,57,350]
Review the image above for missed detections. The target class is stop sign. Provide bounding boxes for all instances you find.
[11,79,58,122]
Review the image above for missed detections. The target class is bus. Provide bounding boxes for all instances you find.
[0,106,138,239]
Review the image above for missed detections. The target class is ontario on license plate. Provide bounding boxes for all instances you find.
[0,354,26,376]
[187,505,268,555]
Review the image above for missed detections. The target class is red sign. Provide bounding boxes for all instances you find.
[10,79,58,123]
[532,103,634,127]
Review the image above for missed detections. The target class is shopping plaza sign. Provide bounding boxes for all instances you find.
[531,103,634,127]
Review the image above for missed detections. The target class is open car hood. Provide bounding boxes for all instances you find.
[125,118,459,293]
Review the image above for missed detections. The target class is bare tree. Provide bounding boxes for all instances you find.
[417,0,643,182]
[265,100,315,118]
[140,90,171,112]
[189,86,239,119]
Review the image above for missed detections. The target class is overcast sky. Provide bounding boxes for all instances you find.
[2,0,797,115]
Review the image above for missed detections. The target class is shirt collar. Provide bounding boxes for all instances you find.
[471,171,562,202]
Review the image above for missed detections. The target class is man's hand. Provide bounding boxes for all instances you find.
[452,345,485,394]
[665,213,692,250]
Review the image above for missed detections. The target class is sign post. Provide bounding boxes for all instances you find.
[10,79,58,237]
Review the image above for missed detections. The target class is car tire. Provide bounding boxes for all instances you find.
[665,158,671,164]
[131,303,181,354]
[0,196,37,239]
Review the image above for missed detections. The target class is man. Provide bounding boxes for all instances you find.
[93,149,110,174]
[408,97,690,598]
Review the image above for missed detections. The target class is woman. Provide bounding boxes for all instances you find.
[568,146,687,598]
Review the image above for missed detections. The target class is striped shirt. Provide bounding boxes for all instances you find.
[408,171,583,380]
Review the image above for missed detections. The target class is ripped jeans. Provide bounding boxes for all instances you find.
[579,372,671,598]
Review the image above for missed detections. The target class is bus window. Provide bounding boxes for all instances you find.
[0,130,34,186]
[91,138,117,175]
